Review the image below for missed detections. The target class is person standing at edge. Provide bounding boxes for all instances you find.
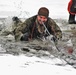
[67,0,76,24]
[14,7,62,42]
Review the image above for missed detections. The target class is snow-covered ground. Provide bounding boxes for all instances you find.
[0,54,76,75]
[0,0,69,19]
[0,0,76,75]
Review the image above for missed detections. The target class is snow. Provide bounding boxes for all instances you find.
[0,0,69,19]
[0,0,76,75]
[0,54,76,75]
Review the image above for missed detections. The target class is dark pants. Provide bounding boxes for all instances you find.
[68,14,76,24]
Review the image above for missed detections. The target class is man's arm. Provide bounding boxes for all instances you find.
[48,18,62,40]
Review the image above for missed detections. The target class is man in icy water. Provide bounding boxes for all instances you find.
[14,7,62,43]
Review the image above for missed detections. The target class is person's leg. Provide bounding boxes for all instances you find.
[68,14,76,24]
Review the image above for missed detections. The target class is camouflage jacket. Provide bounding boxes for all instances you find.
[14,15,62,41]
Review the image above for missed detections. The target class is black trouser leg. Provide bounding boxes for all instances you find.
[68,14,76,24]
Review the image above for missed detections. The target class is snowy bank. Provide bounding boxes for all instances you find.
[0,54,76,75]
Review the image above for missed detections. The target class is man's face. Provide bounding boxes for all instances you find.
[37,15,48,25]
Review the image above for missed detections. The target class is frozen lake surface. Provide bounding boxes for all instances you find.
[0,0,76,75]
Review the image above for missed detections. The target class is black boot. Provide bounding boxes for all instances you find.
[68,14,76,24]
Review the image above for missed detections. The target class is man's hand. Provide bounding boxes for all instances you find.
[20,33,29,41]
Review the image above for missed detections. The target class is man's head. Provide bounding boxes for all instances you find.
[37,7,49,25]
[38,7,49,17]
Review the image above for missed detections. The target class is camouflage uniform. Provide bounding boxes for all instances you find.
[14,15,62,41]
[1,17,23,36]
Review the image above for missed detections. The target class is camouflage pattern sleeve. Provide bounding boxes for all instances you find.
[14,15,38,41]
[14,18,33,41]
[48,18,62,40]
[14,22,26,41]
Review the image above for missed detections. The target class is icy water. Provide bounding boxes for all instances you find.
[0,18,76,69]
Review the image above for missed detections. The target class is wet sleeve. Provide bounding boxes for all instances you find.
[49,19,62,40]
[14,19,32,41]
